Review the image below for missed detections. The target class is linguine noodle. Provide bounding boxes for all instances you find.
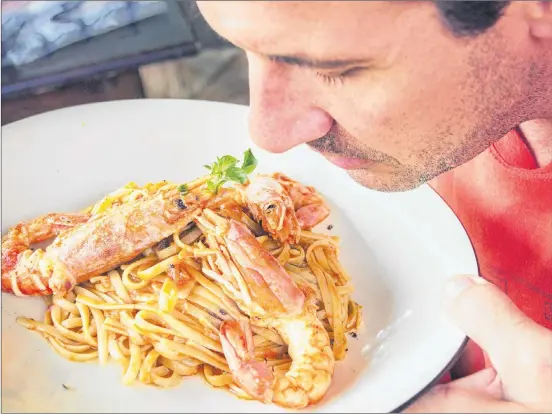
[17,177,363,399]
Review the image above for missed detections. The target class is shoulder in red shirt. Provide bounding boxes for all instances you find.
[430,127,552,377]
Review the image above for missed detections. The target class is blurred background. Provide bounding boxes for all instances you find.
[1,0,250,125]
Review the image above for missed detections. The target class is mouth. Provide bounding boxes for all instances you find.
[314,151,378,170]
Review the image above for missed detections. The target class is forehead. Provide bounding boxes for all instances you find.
[198,1,424,60]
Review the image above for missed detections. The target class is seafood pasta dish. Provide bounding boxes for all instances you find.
[2,149,363,409]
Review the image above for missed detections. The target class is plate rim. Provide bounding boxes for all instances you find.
[390,336,468,413]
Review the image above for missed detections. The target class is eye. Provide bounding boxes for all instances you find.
[316,72,345,86]
[315,67,363,86]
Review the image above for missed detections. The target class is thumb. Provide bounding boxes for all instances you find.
[444,275,552,405]
[403,369,521,413]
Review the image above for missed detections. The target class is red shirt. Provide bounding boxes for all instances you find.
[430,127,552,377]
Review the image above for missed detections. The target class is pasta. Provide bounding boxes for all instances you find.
[16,176,363,400]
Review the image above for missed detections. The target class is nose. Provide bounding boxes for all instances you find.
[247,54,333,153]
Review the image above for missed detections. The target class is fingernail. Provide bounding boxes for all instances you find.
[445,275,483,299]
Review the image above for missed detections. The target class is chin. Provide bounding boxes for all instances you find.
[347,169,425,193]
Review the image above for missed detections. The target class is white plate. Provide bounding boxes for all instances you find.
[1,99,477,413]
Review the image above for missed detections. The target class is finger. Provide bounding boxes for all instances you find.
[444,275,552,404]
[403,382,522,413]
[450,367,503,400]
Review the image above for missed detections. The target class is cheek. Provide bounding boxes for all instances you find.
[326,65,472,163]
[326,74,428,152]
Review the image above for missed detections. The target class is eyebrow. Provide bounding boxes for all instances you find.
[211,30,368,70]
[268,54,368,70]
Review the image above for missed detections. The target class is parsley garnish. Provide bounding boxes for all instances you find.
[204,148,258,194]
[241,148,258,173]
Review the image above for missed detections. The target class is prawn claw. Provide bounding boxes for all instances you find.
[219,320,274,403]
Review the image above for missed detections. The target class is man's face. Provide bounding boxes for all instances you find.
[199,1,535,191]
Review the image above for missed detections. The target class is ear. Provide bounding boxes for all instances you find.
[525,1,552,39]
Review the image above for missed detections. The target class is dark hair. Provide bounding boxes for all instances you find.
[435,1,511,36]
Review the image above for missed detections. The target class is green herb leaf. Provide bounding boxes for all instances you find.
[225,166,248,184]
[213,155,238,175]
[177,184,189,195]
[206,180,217,193]
[204,149,258,194]
[206,176,225,194]
[241,148,258,174]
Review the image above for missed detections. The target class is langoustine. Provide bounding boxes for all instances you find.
[206,218,335,408]
[271,173,330,231]
[238,173,330,244]
[1,186,212,297]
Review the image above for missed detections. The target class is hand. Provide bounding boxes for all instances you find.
[405,275,552,413]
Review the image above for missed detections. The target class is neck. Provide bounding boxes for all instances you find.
[519,118,552,167]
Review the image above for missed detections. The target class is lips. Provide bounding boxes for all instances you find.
[307,145,379,170]
[321,153,377,170]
